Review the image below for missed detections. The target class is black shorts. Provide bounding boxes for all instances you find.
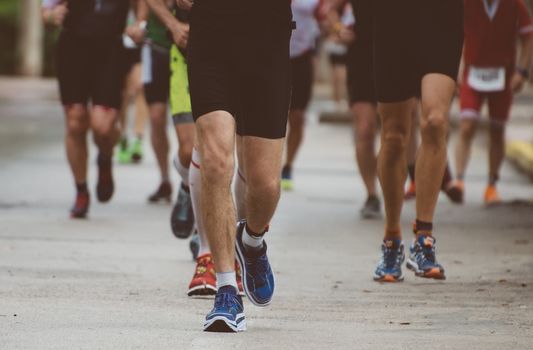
[349,0,463,103]
[329,53,347,66]
[187,0,293,139]
[142,45,170,105]
[347,41,376,104]
[56,32,126,109]
[290,50,313,111]
[122,47,141,76]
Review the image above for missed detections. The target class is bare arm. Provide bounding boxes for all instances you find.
[145,0,189,48]
[125,0,150,44]
[511,34,533,92]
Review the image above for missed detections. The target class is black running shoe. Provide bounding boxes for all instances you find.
[96,153,114,203]
[170,182,194,239]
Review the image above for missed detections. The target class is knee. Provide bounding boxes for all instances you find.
[201,145,234,184]
[382,127,409,151]
[150,107,166,129]
[420,111,448,144]
[489,124,505,142]
[356,122,376,145]
[66,106,88,137]
[459,120,477,140]
[247,173,280,199]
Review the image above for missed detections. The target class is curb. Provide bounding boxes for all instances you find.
[506,141,533,177]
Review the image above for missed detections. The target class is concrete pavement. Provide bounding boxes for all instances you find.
[1,79,533,349]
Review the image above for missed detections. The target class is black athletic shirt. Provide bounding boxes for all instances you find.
[62,0,129,38]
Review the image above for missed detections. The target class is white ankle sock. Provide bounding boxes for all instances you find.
[189,148,210,256]
[174,154,190,187]
[216,271,237,290]
[242,225,264,249]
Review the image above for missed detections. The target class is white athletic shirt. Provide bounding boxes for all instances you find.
[42,0,61,9]
[290,0,327,58]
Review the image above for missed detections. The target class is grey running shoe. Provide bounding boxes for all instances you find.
[170,182,194,239]
[360,195,381,219]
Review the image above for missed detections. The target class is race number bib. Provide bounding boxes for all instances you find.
[467,67,506,92]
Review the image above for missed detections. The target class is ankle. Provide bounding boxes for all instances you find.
[384,228,402,241]
[414,219,433,236]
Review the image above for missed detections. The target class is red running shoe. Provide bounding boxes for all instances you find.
[236,260,244,296]
[70,191,90,219]
[188,253,217,296]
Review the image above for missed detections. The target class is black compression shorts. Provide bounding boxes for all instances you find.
[56,32,126,109]
[290,50,314,111]
[347,41,376,104]
[187,0,293,139]
[349,0,463,103]
[143,45,170,105]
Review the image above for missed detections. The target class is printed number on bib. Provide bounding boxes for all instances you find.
[467,67,505,92]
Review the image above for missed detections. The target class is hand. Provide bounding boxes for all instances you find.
[126,24,145,45]
[336,26,355,45]
[51,3,68,26]
[176,0,193,10]
[510,71,525,93]
[170,20,189,49]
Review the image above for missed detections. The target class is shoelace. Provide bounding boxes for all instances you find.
[214,292,239,310]
[382,246,399,269]
[415,243,436,265]
[247,253,269,286]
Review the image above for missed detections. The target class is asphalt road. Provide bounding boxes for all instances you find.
[1,79,532,349]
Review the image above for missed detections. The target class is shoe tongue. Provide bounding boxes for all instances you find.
[218,285,237,295]
[417,234,435,247]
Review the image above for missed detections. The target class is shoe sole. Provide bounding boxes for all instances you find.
[204,314,246,333]
[360,210,382,220]
[406,258,446,280]
[70,212,88,219]
[373,274,404,283]
[188,285,217,297]
[235,224,274,307]
[148,194,171,204]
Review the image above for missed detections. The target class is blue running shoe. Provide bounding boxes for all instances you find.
[235,220,275,307]
[204,286,246,332]
[373,239,405,282]
[406,234,446,280]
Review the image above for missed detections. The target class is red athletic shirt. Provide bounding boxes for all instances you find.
[464,0,533,69]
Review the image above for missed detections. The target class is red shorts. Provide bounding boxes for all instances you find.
[459,70,513,123]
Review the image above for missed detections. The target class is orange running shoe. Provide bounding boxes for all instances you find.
[187,253,217,296]
[404,181,416,200]
[484,185,502,206]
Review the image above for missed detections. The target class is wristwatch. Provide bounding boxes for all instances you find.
[516,66,530,79]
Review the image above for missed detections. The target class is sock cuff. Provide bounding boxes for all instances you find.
[414,219,433,234]
[191,147,201,168]
[216,271,237,290]
[245,224,269,237]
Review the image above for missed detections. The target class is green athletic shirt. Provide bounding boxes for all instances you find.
[146,12,172,49]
